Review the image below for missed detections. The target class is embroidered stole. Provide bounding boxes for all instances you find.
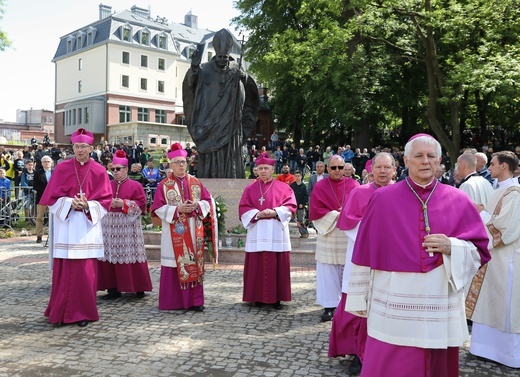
[164,176,206,288]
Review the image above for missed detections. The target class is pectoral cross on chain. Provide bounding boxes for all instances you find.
[423,204,434,257]
[259,196,265,205]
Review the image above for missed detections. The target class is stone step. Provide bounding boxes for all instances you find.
[145,244,316,266]
[143,228,317,250]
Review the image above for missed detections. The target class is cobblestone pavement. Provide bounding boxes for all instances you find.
[0,238,517,377]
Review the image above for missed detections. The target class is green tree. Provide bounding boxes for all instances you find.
[348,0,520,155]
[235,0,520,154]
[0,0,12,51]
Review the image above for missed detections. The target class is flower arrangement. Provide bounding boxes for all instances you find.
[203,195,227,264]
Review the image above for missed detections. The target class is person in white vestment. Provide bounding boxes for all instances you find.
[457,152,493,206]
[470,150,520,368]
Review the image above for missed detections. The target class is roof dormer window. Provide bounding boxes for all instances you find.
[122,24,132,42]
[87,26,97,46]
[157,32,167,49]
[66,35,75,53]
[140,29,150,46]
[76,31,85,50]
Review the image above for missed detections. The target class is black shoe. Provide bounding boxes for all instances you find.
[348,355,362,375]
[189,305,205,312]
[253,302,264,307]
[100,290,121,300]
[272,301,283,310]
[136,292,145,299]
[36,236,42,243]
[77,320,89,327]
[321,308,334,322]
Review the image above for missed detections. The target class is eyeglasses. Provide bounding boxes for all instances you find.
[171,160,187,165]
[110,167,125,172]
[73,144,91,150]
[329,166,344,170]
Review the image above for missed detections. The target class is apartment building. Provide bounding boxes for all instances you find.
[53,4,244,149]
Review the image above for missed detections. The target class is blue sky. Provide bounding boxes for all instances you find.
[0,0,239,122]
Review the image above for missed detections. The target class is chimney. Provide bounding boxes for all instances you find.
[99,4,112,20]
[184,11,198,29]
[131,5,150,19]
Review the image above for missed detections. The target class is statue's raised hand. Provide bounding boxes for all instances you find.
[191,49,201,68]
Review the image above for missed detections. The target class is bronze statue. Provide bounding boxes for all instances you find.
[182,29,259,178]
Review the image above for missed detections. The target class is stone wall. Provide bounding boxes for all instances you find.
[199,178,254,230]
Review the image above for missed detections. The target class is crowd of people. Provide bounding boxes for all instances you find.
[1,129,519,376]
[248,135,519,376]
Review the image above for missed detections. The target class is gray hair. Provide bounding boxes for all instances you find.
[457,153,477,170]
[404,135,441,159]
[475,152,488,164]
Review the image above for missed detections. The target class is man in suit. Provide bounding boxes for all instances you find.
[307,161,328,198]
[33,155,54,243]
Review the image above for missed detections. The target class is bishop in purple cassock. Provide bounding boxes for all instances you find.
[239,153,296,309]
[40,128,112,327]
[308,155,359,322]
[97,150,153,299]
[346,134,490,377]
[328,152,396,375]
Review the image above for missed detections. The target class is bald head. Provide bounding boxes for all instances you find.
[457,153,477,177]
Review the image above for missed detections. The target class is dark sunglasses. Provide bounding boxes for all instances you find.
[110,167,124,172]
[329,165,344,170]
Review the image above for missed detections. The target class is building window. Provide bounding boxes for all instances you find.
[78,58,83,70]
[67,39,74,53]
[158,35,167,49]
[122,75,129,88]
[78,108,82,124]
[73,109,76,125]
[138,108,149,122]
[77,36,83,49]
[207,51,213,61]
[157,80,164,93]
[158,58,165,71]
[122,51,129,64]
[78,80,82,93]
[140,78,147,90]
[141,31,150,45]
[141,55,148,67]
[86,26,97,45]
[119,106,131,123]
[85,107,89,123]
[123,26,132,42]
[155,109,166,123]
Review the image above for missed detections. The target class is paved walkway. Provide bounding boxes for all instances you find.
[0,237,517,377]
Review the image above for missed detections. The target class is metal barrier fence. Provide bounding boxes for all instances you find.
[0,186,38,229]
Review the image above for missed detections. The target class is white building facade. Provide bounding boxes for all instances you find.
[53,4,245,149]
